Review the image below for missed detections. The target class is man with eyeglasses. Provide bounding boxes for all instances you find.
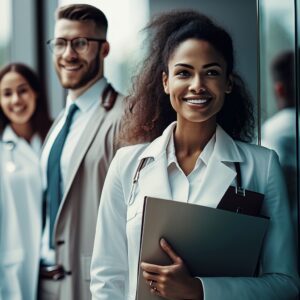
[39,4,123,300]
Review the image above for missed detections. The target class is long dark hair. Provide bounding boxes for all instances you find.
[119,10,254,145]
[0,63,52,141]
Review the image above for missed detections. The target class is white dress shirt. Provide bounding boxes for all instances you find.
[167,131,215,203]
[0,126,42,300]
[40,78,107,265]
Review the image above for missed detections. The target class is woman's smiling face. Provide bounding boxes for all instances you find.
[163,38,232,128]
[0,71,37,126]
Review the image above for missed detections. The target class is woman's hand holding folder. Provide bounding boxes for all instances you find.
[141,238,203,300]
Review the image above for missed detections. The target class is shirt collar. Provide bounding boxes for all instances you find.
[65,77,108,114]
[166,127,216,167]
[166,129,176,165]
[200,134,216,165]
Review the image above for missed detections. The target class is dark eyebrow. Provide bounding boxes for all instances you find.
[174,62,222,69]
[203,63,222,68]
[1,83,28,92]
[17,83,29,89]
[174,63,193,69]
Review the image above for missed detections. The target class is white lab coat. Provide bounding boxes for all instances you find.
[0,126,43,300]
[90,122,299,300]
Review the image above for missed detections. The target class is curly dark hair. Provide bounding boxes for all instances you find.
[119,10,254,145]
[0,63,52,141]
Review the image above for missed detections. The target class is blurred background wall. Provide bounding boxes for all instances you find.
[2,0,256,118]
[2,0,300,272]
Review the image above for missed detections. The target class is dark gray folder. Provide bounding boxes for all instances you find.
[136,196,269,300]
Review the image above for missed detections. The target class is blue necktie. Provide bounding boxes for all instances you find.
[47,103,78,248]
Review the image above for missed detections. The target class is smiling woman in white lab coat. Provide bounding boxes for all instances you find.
[0,63,51,300]
[90,10,299,300]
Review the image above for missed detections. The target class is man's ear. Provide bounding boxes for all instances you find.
[101,41,110,58]
[162,72,170,94]
[225,74,233,94]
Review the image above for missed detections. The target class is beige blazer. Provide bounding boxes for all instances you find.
[46,87,123,300]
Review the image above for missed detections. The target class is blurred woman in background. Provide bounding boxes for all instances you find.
[0,63,51,300]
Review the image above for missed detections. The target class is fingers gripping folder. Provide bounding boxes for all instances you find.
[136,162,268,300]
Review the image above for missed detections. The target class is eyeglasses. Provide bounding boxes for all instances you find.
[47,37,106,55]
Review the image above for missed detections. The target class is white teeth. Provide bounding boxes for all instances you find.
[12,106,26,113]
[186,99,208,104]
[64,66,80,71]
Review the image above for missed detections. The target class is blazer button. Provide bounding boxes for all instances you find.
[56,240,65,245]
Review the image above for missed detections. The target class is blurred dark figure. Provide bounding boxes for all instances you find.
[262,50,297,227]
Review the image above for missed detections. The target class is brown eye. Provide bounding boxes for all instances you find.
[206,69,220,76]
[19,89,26,94]
[2,90,12,97]
[176,70,190,77]
[72,38,89,53]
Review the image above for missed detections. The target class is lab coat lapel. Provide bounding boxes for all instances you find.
[195,126,243,208]
[136,123,176,201]
[138,153,172,200]
[196,159,236,208]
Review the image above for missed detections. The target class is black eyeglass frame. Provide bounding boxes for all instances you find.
[46,37,107,54]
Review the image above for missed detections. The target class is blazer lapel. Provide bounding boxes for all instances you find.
[41,112,63,153]
[62,104,106,203]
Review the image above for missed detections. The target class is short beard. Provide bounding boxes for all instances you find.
[59,52,101,90]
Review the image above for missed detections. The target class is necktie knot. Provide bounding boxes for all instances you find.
[66,103,78,122]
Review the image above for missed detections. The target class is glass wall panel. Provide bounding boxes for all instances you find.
[0,0,11,66]
[259,0,298,236]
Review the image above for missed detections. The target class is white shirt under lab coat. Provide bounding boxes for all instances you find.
[0,126,43,300]
[90,122,299,300]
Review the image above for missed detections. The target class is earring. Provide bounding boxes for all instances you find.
[226,79,233,94]
[225,84,232,94]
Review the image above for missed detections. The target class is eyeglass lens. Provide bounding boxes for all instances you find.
[50,38,89,54]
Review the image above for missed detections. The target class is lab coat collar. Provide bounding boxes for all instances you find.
[2,125,19,143]
[2,125,41,153]
[137,122,243,208]
[138,122,243,164]
[2,126,41,163]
